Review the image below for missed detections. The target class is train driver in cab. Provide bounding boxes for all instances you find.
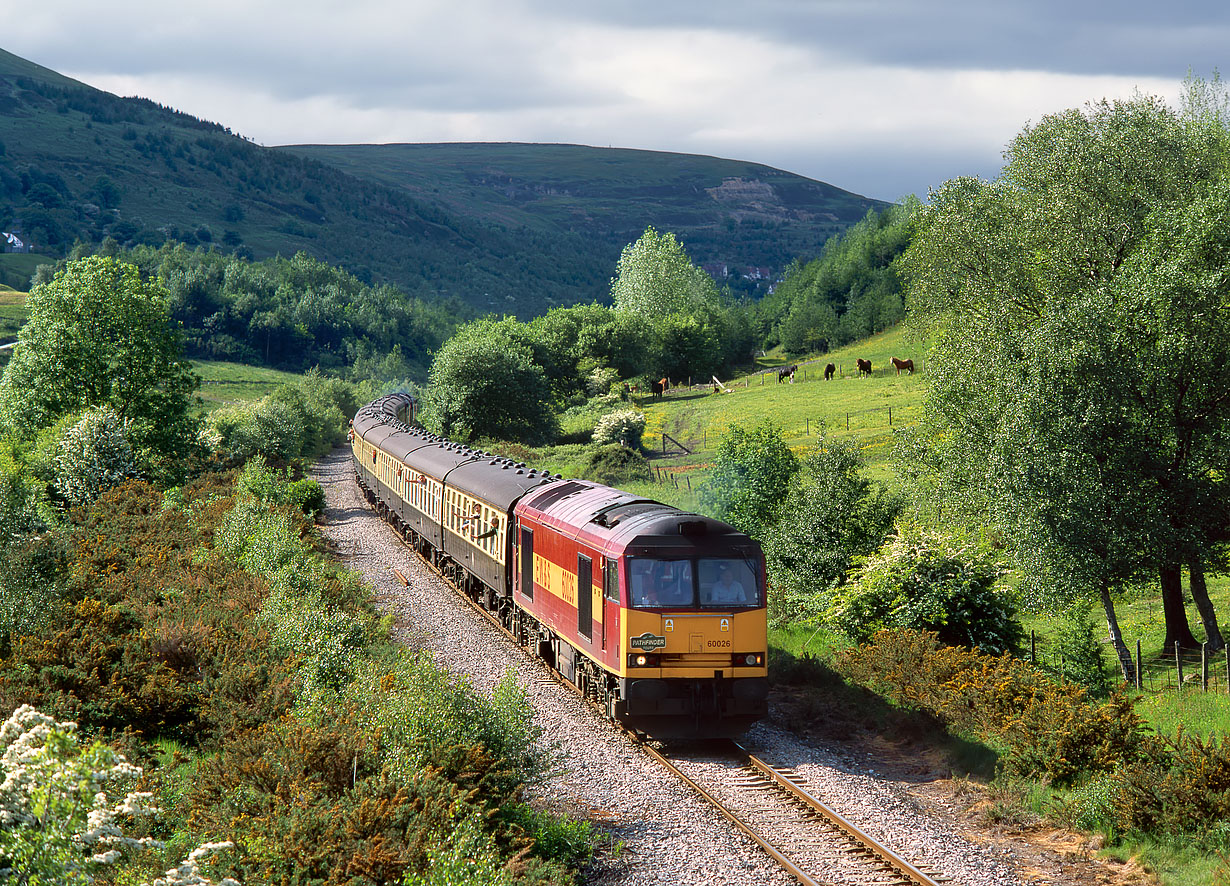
[709,563,748,605]
[631,561,692,607]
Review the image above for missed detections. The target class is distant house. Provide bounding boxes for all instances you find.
[2,229,29,254]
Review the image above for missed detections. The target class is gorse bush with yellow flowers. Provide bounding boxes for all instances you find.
[0,461,590,885]
[834,629,1141,786]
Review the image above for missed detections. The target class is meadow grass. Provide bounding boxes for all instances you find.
[193,360,303,412]
[635,325,927,487]
[0,288,28,343]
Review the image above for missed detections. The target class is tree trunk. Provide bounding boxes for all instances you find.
[1189,556,1224,652]
[1160,561,1201,650]
[1099,581,1134,682]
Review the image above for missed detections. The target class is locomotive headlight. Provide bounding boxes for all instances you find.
[635,654,648,666]
[734,653,763,667]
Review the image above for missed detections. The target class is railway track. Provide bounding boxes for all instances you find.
[362,476,947,886]
[643,738,947,886]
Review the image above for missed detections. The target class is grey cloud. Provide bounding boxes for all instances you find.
[537,0,1229,78]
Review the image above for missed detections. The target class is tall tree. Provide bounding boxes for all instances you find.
[610,226,718,316]
[418,319,559,445]
[0,256,200,471]
[903,88,1230,671]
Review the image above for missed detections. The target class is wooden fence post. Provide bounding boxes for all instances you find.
[889,406,893,426]
[846,413,850,431]
[1176,641,1183,692]
[1203,642,1209,692]
[1030,630,1036,663]
[1136,639,1142,690]
[805,418,809,436]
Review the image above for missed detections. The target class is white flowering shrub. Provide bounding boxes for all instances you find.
[0,704,160,882]
[150,841,240,886]
[53,407,137,507]
[591,409,645,448]
[585,366,619,397]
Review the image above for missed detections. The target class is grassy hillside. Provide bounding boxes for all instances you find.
[637,325,926,488]
[283,142,887,295]
[1,46,885,315]
[193,360,305,412]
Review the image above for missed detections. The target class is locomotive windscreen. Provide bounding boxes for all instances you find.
[629,556,761,608]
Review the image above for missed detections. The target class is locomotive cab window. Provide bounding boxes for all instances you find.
[629,556,761,609]
[698,557,761,607]
[629,558,694,608]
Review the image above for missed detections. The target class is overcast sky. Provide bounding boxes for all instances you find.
[3,1,1224,202]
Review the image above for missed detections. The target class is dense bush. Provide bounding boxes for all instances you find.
[1112,731,1230,843]
[831,524,1021,655]
[835,629,1142,785]
[578,443,653,487]
[52,406,137,506]
[591,409,646,448]
[0,460,589,884]
[764,435,900,606]
[205,371,358,463]
[700,420,799,539]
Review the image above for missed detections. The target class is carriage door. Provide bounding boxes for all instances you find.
[577,554,592,641]
[520,526,533,600]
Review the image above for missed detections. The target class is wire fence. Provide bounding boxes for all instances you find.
[1028,630,1230,694]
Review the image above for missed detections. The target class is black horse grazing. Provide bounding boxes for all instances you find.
[856,358,872,377]
[824,363,836,381]
[777,365,797,383]
[891,357,914,376]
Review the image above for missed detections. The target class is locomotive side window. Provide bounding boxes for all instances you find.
[520,526,534,600]
[603,560,619,601]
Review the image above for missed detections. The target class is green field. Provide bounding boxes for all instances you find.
[0,288,28,338]
[193,360,303,412]
[637,325,926,489]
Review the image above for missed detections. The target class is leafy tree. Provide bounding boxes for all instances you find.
[0,256,200,473]
[419,320,559,444]
[902,86,1230,670]
[764,434,901,598]
[699,421,798,538]
[610,226,719,316]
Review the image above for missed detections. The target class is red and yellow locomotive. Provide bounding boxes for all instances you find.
[352,394,768,738]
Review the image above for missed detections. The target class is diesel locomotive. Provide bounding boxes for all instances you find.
[351,393,768,738]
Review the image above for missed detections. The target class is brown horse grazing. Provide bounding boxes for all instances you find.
[891,357,914,376]
[824,363,836,381]
[856,358,872,377]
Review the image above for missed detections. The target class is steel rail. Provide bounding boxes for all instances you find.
[632,737,825,886]
[735,742,942,886]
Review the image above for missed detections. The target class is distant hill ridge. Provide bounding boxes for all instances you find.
[0,47,888,313]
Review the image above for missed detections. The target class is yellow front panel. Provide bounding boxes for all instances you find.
[623,609,767,678]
